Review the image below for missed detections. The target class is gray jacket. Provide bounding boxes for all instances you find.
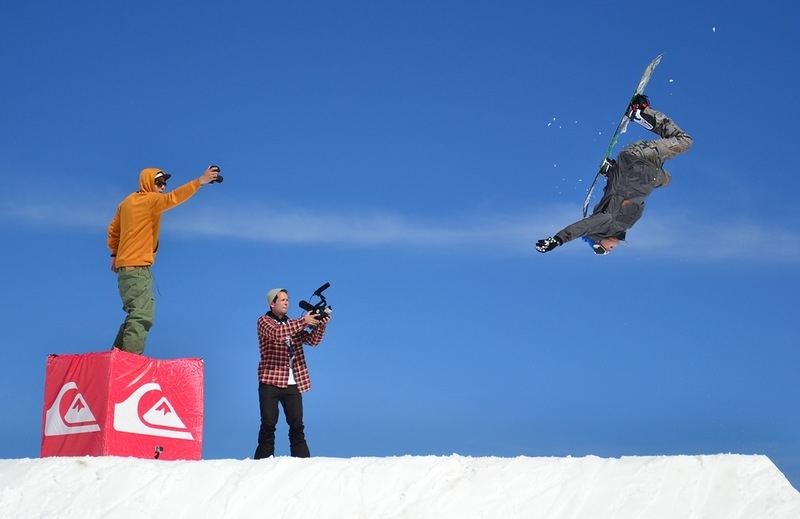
[555,107,692,245]
[555,151,669,243]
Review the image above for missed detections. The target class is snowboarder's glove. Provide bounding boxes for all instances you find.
[629,94,649,111]
[627,94,650,121]
[535,236,562,253]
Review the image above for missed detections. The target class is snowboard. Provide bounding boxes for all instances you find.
[581,53,665,217]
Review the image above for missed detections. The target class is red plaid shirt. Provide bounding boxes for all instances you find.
[257,312,326,393]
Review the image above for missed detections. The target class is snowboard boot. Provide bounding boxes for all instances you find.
[600,158,616,175]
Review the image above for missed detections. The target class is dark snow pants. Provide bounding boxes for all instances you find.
[255,383,310,459]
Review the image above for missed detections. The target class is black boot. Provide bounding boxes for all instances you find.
[254,443,274,460]
[290,441,310,458]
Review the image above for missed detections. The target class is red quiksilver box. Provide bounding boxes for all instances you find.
[41,349,204,460]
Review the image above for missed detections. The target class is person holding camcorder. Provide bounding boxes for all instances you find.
[107,165,221,355]
[254,286,331,459]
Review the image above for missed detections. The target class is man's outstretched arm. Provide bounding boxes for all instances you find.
[536,213,613,253]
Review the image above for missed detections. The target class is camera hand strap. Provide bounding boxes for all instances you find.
[285,337,295,368]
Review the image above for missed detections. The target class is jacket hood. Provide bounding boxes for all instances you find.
[139,167,168,193]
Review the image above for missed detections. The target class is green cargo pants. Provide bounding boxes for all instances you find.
[113,266,155,355]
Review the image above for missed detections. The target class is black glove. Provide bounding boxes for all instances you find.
[627,94,650,121]
[535,236,562,253]
[629,94,650,111]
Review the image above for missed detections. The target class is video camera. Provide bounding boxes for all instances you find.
[299,282,332,321]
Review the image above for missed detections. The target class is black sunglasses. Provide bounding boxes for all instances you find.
[155,179,167,188]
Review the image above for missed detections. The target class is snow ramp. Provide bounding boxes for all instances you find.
[1,454,799,518]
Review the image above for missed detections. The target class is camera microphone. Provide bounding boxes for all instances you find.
[313,282,330,297]
[299,282,332,320]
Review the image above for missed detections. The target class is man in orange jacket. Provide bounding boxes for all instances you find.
[108,165,220,354]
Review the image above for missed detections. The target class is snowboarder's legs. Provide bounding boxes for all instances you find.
[255,383,310,459]
[623,107,693,167]
[113,266,154,355]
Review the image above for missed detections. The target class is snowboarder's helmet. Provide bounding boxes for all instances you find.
[582,237,609,255]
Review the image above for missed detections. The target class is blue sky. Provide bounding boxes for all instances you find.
[2,1,799,489]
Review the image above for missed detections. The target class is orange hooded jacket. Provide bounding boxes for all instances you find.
[108,167,202,268]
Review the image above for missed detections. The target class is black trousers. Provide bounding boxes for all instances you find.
[254,383,310,459]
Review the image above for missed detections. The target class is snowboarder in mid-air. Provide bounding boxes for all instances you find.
[536,95,692,255]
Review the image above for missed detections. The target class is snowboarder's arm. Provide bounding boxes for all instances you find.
[641,107,693,157]
[555,213,613,244]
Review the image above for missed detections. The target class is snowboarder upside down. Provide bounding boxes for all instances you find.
[536,95,693,255]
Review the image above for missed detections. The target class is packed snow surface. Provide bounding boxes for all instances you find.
[1,454,799,518]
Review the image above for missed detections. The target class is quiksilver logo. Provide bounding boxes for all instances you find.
[44,381,195,441]
[44,382,101,436]
[113,382,194,440]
